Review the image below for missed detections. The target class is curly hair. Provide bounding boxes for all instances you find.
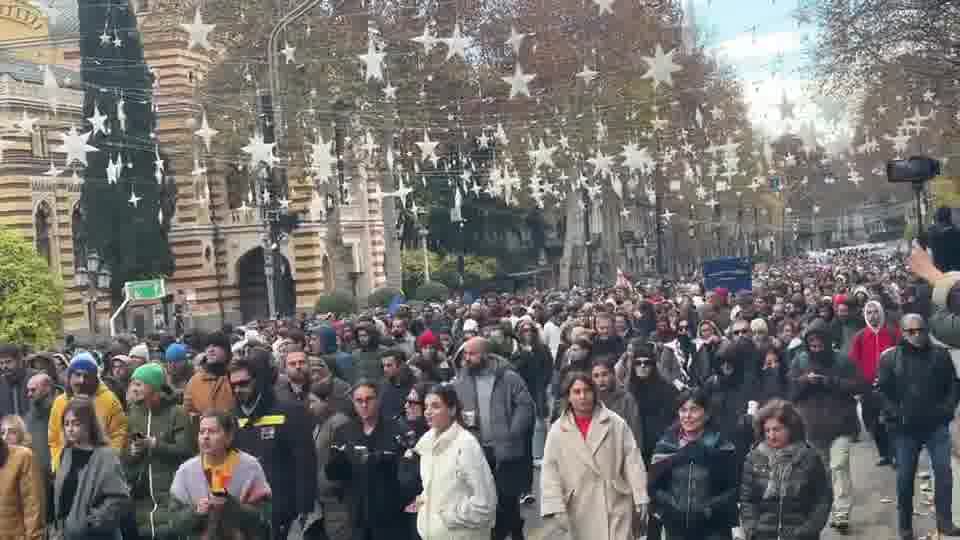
[753,399,806,443]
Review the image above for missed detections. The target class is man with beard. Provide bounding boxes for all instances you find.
[377,349,414,420]
[276,345,311,404]
[454,337,534,540]
[593,313,626,358]
[230,355,317,540]
[48,352,128,470]
[103,354,133,409]
[877,314,960,540]
[183,331,235,416]
[833,300,865,359]
[309,355,352,414]
[162,343,194,404]
[658,319,706,391]
[389,317,415,358]
[850,300,901,467]
[788,325,865,533]
[0,343,35,417]
[25,372,55,474]
[352,322,385,382]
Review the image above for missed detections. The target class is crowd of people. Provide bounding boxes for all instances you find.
[0,242,958,540]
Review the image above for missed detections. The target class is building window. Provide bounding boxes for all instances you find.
[31,128,48,158]
[72,205,87,271]
[134,0,150,13]
[35,202,53,267]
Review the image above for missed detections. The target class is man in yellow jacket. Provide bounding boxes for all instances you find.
[48,352,128,471]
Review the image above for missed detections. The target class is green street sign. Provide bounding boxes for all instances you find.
[126,279,166,301]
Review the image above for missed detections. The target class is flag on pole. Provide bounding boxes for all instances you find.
[616,268,634,291]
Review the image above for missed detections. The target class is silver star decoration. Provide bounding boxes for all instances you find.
[877,105,888,116]
[641,44,682,89]
[824,175,836,184]
[382,83,397,101]
[128,189,142,208]
[278,197,291,210]
[477,133,491,149]
[194,109,219,152]
[415,130,440,165]
[528,138,557,169]
[558,134,569,149]
[502,63,536,99]
[241,133,278,169]
[411,23,438,55]
[576,65,598,86]
[619,206,631,220]
[443,23,473,62]
[661,208,675,224]
[180,8,215,50]
[383,174,414,207]
[592,0,615,16]
[923,89,936,102]
[116,98,127,132]
[710,105,724,121]
[587,149,614,178]
[281,41,296,64]
[884,129,911,154]
[57,126,99,166]
[505,26,527,54]
[358,34,386,82]
[106,154,122,184]
[113,33,123,47]
[783,152,796,167]
[99,28,111,46]
[620,142,655,174]
[86,103,107,136]
[360,131,380,155]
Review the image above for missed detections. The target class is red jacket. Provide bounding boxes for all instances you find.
[849,324,901,383]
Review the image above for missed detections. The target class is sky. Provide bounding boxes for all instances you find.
[690,0,850,144]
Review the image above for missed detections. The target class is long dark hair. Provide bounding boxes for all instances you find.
[62,397,109,447]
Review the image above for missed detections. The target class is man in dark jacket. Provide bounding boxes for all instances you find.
[229,356,317,540]
[352,322,385,382]
[877,314,960,540]
[788,324,865,533]
[454,337,534,540]
[377,349,413,421]
[326,380,420,540]
[0,343,36,417]
[275,345,310,405]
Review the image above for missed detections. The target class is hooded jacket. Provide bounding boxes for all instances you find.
[233,362,317,526]
[182,359,235,417]
[351,325,385,383]
[123,390,193,539]
[788,326,865,444]
[48,382,128,472]
[849,301,901,383]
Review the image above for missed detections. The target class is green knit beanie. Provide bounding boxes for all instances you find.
[132,363,166,390]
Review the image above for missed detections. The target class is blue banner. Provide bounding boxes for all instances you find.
[703,257,753,293]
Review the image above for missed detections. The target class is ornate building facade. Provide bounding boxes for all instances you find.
[0,0,390,338]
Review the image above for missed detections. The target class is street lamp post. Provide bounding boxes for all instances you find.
[419,225,430,282]
[74,251,111,337]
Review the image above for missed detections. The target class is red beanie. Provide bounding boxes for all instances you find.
[416,329,438,349]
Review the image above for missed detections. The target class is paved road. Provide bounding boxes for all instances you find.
[523,438,949,540]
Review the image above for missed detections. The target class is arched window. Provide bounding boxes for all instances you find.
[72,205,87,270]
[34,202,53,267]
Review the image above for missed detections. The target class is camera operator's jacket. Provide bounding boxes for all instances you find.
[233,394,317,526]
[123,390,193,539]
[876,342,959,433]
[929,272,960,351]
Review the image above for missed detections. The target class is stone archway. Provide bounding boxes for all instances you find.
[235,247,296,322]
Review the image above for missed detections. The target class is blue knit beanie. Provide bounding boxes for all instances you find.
[164,343,188,364]
[69,352,99,375]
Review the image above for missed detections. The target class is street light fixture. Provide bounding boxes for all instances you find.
[73,251,111,336]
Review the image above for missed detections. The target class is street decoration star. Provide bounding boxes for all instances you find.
[194,109,219,152]
[641,44,682,89]
[502,63,536,99]
[57,126,99,166]
[180,8,215,50]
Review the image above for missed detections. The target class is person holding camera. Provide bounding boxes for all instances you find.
[876,313,960,540]
[326,380,421,540]
[124,363,193,539]
[168,411,272,540]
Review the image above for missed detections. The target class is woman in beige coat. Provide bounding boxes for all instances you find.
[541,370,649,540]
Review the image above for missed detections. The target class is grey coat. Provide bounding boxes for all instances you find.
[453,354,535,462]
[54,446,132,540]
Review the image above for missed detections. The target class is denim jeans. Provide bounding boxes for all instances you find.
[894,424,954,532]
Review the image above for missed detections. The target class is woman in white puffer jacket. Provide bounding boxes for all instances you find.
[414,384,498,540]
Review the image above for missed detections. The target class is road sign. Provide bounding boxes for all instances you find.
[125,279,166,301]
